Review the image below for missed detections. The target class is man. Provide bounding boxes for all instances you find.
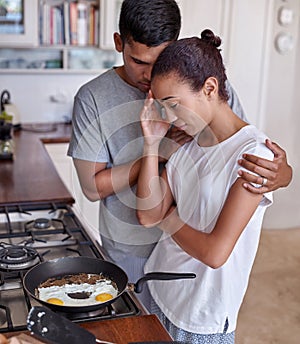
[67,0,292,310]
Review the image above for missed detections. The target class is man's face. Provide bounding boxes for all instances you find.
[115,35,171,93]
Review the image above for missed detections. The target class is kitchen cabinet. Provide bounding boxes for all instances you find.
[0,0,38,46]
[0,0,120,73]
[45,142,100,242]
[178,0,231,37]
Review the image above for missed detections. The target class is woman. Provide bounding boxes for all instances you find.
[136,29,273,343]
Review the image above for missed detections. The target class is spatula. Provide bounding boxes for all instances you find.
[27,306,115,344]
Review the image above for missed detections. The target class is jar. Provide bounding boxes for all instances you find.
[0,120,14,160]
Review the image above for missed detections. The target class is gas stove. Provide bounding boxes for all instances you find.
[0,202,141,333]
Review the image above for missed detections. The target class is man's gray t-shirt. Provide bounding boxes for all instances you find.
[67,68,247,261]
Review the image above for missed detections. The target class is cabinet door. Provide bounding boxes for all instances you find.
[178,0,231,53]
[45,143,100,240]
[0,0,38,47]
[44,143,74,194]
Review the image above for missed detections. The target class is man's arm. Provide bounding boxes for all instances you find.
[238,139,293,194]
[73,158,141,201]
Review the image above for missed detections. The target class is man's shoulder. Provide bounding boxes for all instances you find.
[77,69,117,94]
[76,68,143,104]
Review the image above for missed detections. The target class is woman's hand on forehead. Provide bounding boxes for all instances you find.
[140,91,170,147]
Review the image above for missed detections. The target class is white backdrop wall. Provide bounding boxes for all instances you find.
[0,73,99,123]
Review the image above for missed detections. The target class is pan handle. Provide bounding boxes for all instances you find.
[134,272,196,293]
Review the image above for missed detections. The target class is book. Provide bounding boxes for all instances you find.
[94,7,99,46]
[70,1,78,45]
[88,4,95,45]
[64,1,70,45]
[42,3,50,45]
[77,2,88,46]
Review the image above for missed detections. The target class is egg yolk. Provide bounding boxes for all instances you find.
[47,298,64,305]
[95,293,113,302]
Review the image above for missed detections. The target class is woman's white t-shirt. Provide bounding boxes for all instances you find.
[144,125,273,334]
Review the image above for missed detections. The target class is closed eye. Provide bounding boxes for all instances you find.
[169,102,178,109]
[132,57,148,65]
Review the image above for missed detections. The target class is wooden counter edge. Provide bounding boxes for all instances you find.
[80,314,173,343]
[3,315,173,343]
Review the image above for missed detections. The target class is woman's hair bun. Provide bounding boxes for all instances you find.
[200,29,222,48]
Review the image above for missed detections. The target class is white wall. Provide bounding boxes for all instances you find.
[0,73,98,123]
[258,0,300,229]
[225,0,269,126]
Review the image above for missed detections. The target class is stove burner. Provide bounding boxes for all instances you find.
[25,217,66,233]
[33,218,51,229]
[0,245,40,271]
[59,307,107,321]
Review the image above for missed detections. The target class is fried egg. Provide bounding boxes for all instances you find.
[37,274,118,307]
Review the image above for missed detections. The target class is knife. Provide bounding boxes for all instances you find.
[27,306,115,344]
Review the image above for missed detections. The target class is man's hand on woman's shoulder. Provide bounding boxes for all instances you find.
[238,139,293,194]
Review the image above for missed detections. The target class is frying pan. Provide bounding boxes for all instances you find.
[23,256,196,313]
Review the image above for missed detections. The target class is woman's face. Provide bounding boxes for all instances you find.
[151,74,210,136]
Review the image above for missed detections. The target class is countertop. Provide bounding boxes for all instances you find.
[0,122,74,206]
[4,315,173,343]
[81,315,173,343]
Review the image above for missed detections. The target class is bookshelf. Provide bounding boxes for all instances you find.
[39,0,99,47]
[0,0,120,73]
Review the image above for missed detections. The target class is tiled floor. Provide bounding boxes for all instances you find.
[235,228,300,344]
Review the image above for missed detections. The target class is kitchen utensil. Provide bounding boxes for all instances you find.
[27,306,115,344]
[0,90,10,113]
[23,256,196,313]
[0,90,21,129]
[0,119,13,160]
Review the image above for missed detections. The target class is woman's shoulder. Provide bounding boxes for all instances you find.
[239,125,273,160]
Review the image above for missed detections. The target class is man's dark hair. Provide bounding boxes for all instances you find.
[119,0,181,47]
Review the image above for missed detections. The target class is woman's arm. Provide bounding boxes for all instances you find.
[136,152,174,227]
[159,177,263,269]
[136,93,174,227]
